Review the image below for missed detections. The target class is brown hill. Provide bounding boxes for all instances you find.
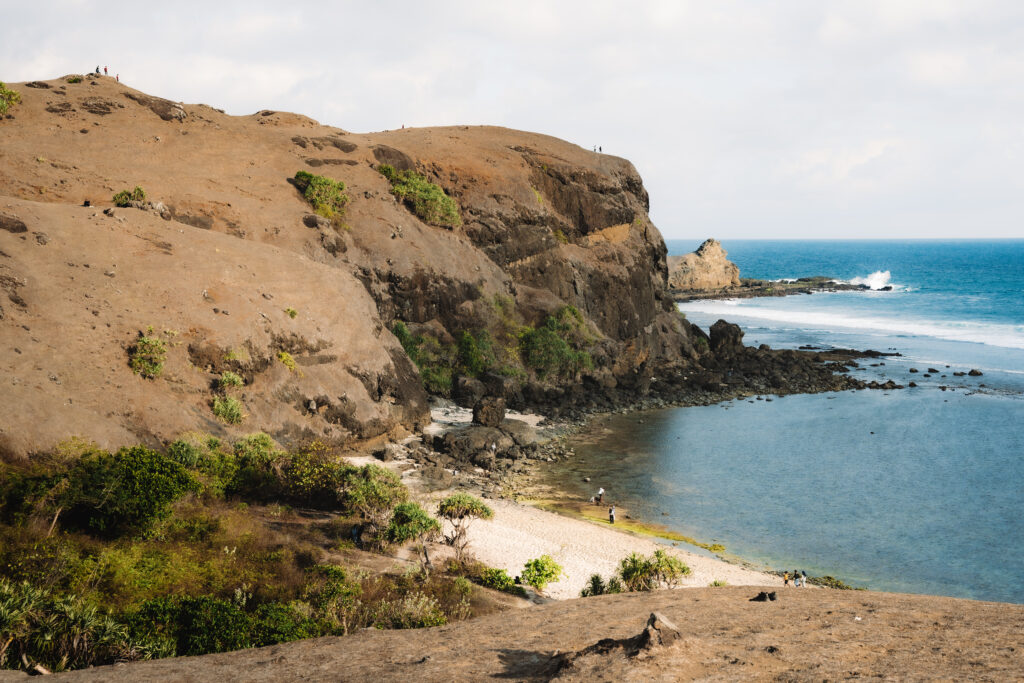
[4,587,1019,681]
[0,74,701,459]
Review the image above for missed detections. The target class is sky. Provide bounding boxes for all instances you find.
[3,1,1024,240]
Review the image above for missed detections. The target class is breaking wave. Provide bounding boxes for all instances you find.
[847,270,896,290]
[679,301,1024,350]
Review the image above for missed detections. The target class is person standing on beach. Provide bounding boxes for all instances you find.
[597,487,604,504]
[801,570,808,587]
[609,505,615,524]
[783,571,790,586]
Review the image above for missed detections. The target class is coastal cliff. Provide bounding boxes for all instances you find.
[0,76,866,460]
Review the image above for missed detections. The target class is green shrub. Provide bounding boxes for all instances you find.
[378,164,461,227]
[709,579,728,587]
[218,371,244,389]
[293,171,349,222]
[0,82,22,116]
[384,502,439,545]
[112,186,146,207]
[477,567,525,597]
[277,351,298,373]
[0,579,160,672]
[552,227,568,244]
[437,493,492,561]
[62,446,199,536]
[694,336,709,353]
[227,434,285,501]
[129,331,166,378]
[250,603,319,647]
[339,464,407,530]
[457,330,497,377]
[132,595,252,656]
[283,444,354,508]
[616,550,690,592]
[390,321,458,395]
[284,307,298,319]
[521,555,563,593]
[212,397,244,424]
[579,573,624,597]
[66,75,83,84]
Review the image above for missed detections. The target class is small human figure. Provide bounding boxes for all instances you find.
[801,570,808,587]
[116,74,119,82]
[95,65,100,74]
[597,487,604,504]
[490,442,496,454]
[783,571,790,586]
[608,505,615,524]
[599,146,602,153]
[104,66,108,75]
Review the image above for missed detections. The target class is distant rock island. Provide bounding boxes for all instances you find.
[669,238,881,301]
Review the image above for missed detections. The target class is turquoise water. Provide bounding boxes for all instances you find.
[566,240,1024,603]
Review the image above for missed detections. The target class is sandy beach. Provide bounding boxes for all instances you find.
[448,496,783,600]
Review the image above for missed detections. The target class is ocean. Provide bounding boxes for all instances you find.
[554,240,1024,604]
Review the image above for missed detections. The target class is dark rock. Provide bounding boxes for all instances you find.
[473,396,506,427]
[638,612,681,649]
[750,591,771,602]
[968,369,983,376]
[372,144,416,171]
[927,368,939,374]
[25,81,51,89]
[909,368,918,373]
[709,320,744,354]
[499,418,538,447]
[453,376,486,407]
[0,213,27,234]
[908,381,917,387]
[303,214,330,229]
[124,92,187,121]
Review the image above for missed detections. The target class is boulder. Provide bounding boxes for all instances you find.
[638,612,682,649]
[473,396,506,427]
[453,375,486,407]
[0,213,27,234]
[667,238,740,291]
[499,418,538,447]
[709,320,744,354]
[968,369,983,377]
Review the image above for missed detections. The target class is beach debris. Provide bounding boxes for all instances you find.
[750,591,778,602]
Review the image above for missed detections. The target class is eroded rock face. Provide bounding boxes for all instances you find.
[668,238,740,291]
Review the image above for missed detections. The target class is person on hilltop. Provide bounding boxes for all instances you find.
[609,505,615,524]
[104,66,108,75]
[95,65,100,74]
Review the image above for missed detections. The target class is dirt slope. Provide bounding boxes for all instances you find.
[6,587,1018,681]
[0,74,694,458]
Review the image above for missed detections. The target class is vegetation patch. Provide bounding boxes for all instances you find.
[284,307,298,319]
[112,186,146,207]
[66,75,83,84]
[277,351,298,373]
[438,493,492,562]
[218,370,244,390]
[0,82,22,116]
[580,550,689,597]
[518,305,594,380]
[378,164,461,227]
[212,397,244,424]
[128,329,168,379]
[521,555,564,593]
[293,171,348,223]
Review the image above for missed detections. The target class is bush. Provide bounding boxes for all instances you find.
[518,306,593,381]
[66,75,83,84]
[227,434,285,501]
[293,171,348,222]
[132,595,251,656]
[277,351,298,373]
[112,186,146,207]
[284,307,298,319]
[579,573,624,597]
[129,331,166,378]
[521,555,563,593]
[62,446,198,536]
[0,579,159,672]
[283,444,354,508]
[378,164,461,227]
[339,464,407,529]
[384,502,440,545]
[218,371,244,389]
[370,591,446,629]
[212,397,244,424]
[477,567,525,597]
[437,493,492,561]
[457,330,497,377]
[250,603,318,647]
[0,82,22,116]
[615,550,690,592]
[390,322,457,395]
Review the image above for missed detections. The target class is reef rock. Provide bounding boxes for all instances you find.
[667,238,740,291]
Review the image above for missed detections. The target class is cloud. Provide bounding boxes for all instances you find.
[2,1,1024,238]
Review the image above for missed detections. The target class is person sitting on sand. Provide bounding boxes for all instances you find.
[609,505,615,524]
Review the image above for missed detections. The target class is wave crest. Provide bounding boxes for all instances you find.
[848,270,894,290]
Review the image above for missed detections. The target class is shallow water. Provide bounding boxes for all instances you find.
[550,391,1024,603]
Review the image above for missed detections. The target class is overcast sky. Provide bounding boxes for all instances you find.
[4,1,1024,239]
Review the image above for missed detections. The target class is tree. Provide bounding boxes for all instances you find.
[437,493,493,561]
[383,502,441,570]
[339,464,407,534]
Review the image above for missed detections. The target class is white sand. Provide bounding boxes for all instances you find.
[456,498,783,600]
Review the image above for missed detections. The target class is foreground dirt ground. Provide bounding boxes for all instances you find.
[4,586,1017,681]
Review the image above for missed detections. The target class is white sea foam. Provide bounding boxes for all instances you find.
[847,270,896,290]
[679,301,1024,350]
